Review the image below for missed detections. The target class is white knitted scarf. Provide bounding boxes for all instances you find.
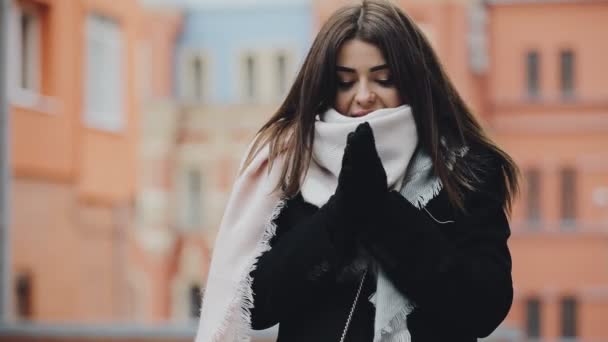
[195,105,432,342]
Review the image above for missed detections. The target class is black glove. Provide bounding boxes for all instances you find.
[272,192,321,243]
[261,123,389,271]
[356,190,427,270]
[313,122,389,260]
[335,122,388,222]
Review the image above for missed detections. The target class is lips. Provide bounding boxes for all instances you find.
[351,109,373,117]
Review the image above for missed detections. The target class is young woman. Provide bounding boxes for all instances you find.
[195,1,519,341]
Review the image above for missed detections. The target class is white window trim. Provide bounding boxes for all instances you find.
[178,48,211,104]
[7,1,58,114]
[468,2,488,74]
[83,13,125,132]
[176,165,204,231]
[12,2,40,93]
[239,50,259,103]
[274,49,296,100]
[236,47,298,104]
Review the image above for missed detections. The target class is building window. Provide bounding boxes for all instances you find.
[10,2,44,95]
[84,14,124,131]
[187,169,201,227]
[178,51,208,102]
[244,54,257,101]
[560,50,575,99]
[18,7,39,91]
[525,168,541,228]
[189,284,202,318]
[192,56,204,101]
[561,297,577,338]
[179,168,202,229]
[526,51,540,99]
[469,3,488,74]
[15,273,32,320]
[526,297,541,338]
[560,167,577,229]
[276,52,287,97]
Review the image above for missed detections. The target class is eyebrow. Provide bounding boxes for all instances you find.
[336,64,389,73]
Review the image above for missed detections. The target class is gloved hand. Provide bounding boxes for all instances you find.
[318,122,389,259]
[270,122,390,269]
[335,122,389,221]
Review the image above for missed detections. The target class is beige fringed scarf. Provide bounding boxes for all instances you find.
[196,105,427,342]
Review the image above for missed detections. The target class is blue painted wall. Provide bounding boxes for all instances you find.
[176,3,312,103]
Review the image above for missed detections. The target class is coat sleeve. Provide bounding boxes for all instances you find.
[359,169,513,338]
[249,194,349,330]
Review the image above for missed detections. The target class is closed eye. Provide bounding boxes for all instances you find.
[337,80,355,89]
[376,78,394,87]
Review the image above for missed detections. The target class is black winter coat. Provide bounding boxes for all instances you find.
[249,161,513,342]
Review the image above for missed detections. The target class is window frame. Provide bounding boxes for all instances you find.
[176,165,203,231]
[8,1,46,107]
[526,297,542,339]
[560,296,577,338]
[526,50,540,100]
[83,13,125,132]
[178,48,210,103]
[560,49,575,100]
[559,167,577,229]
[525,168,542,228]
[243,52,257,102]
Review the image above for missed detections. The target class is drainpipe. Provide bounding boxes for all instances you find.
[0,0,13,324]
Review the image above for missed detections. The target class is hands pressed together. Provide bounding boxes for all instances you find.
[273,121,424,274]
[316,122,418,264]
[336,122,388,218]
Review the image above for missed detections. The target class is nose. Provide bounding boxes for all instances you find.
[354,82,376,107]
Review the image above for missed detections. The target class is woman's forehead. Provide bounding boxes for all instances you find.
[336,39,387,70]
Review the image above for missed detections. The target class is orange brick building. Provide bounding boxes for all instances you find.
[8,0,142,323]
[313,0,608,341]
[486,1,608,341]
[3,1,607,342]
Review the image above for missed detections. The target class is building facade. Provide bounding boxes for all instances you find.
[132,0,313,328]
[8,0,143,323]
[485,1,608,341]
[5,1,606,342]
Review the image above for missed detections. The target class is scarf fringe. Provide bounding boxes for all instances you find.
[200,137,469,341]
[375,305,413,342]
[410,176,443,210]
[404,144,469,210]
[209,199,286,342]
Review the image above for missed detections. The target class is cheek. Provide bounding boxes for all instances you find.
[334,91,352,113]
[381,88,402,107]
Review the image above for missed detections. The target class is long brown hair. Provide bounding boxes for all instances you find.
[243,0,519,213]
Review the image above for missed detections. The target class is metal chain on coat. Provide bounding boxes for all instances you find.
[339,268,368,342]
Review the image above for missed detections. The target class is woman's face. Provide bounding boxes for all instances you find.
[334,39,402,117]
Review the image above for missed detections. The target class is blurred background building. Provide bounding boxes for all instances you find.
[0,0,607,341]
[6,0,142,323]
[133,0,311,327]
